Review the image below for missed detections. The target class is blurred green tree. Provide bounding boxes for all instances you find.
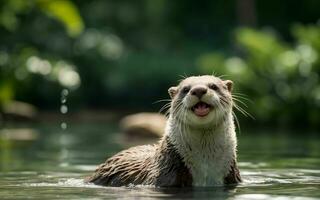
[0,0,319,129]
[0,0,83,109]
[198,25,320,128]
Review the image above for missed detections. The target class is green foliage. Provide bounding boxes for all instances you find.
[199,24,320,127]
[0,0,319,128]
[0,82,14,106]
[0,0,32,31]
[37,0,84,37]
[0,0,83,36]
[0,0,83,109]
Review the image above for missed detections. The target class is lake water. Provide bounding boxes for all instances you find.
[0,122,319,200]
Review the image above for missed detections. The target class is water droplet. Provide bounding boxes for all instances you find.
[61,122,67,130]
[61,97,67,104]
[61,89,69,97]
[60,105,68,114]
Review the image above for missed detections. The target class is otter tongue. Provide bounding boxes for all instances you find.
[194,102,210,117]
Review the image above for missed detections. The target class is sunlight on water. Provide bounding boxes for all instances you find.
[27,178,101,188]
[7,167,318,200]
[233,194,319,200]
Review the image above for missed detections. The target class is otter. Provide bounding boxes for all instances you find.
[86,75,241,187]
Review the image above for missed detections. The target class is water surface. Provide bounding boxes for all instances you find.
[0,122,319,199]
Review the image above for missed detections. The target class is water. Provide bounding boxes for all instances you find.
[0,122,319,200]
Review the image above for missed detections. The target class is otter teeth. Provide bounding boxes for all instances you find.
[191,102,211,117]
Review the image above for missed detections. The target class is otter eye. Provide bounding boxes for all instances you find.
[209,83,218,90]
[182,86,190,94]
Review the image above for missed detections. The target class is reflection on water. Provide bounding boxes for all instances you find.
[0,122,319,200]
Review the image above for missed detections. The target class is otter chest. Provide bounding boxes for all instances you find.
[179,131,236,186]
[188,147,232,186]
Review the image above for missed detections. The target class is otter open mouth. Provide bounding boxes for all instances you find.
[191,102,211,117]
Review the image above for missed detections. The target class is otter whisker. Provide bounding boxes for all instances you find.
[159,103,172,115]
[232,111,241,134]
[233,103,254,119]
[232,97,248,108]
[232,93,253,103]
[219,98,227,109]
[178,74,189,82]
[159,105,170,116]
[231,92,253,120]
[231,94,252,101]
[171,101,183,114]
[165,100,183,117]
[181,107,190,152]
[233,103,248,116]
[234,104,249,115]
[153,99,172,104]
[219,97,231,111]
[168,101,183,119]
[232,92,249,97]
[218,74,229,79]
[216,99,228,127]
[220,96,230,105]
[156,99,174,116]
[211,70,217,77]
[172,105,189,152]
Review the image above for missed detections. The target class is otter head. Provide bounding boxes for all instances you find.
[168,75,233,128]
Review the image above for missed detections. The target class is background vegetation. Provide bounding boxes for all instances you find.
[0,0,319,128]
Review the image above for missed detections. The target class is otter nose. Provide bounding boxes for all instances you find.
[190,86,207,99]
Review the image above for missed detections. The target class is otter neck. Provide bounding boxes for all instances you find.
[165,113,237,186]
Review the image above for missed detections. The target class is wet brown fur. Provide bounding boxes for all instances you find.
[85,136,193,187]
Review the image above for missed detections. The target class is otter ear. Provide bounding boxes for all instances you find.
[224,80,233,92]
[168,86,178,98]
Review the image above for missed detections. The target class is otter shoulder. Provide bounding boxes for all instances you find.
[85,145,156,186]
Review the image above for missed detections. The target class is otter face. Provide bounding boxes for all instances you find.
[168,75,233,128]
